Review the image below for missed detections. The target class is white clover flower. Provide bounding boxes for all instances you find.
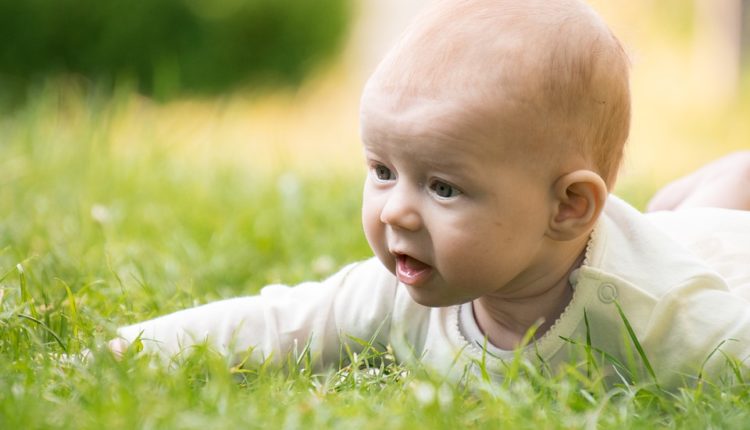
[90,204,111,224]
[410,381,436,405]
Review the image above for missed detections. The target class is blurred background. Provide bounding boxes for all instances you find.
[0,0,749,335]
[1,0,749,203]
[1,3,749,424]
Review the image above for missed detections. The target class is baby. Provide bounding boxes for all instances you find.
[111,0,750,387]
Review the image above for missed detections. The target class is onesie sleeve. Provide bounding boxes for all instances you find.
[645,208,750,297]
[115,258,398,368]
[639,274,750,386]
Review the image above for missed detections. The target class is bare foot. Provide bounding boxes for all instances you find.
[647,151,750,212]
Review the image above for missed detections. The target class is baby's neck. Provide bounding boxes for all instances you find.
[472,240,587,350]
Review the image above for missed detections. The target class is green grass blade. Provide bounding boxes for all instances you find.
[718,349,745,384]
[614,301,659,388]
[59,278,80,349]
[559,335,629,381]
[17,313,67,352]
[583,309,599,378]
[17,263,39,320]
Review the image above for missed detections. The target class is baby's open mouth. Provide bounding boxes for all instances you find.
[395,254,433,286]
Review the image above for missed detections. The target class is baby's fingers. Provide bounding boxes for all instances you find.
[108,338,130,359]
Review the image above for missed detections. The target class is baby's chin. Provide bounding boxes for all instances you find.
[401,282,472,308]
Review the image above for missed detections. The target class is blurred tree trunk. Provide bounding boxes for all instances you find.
[350,0,438,82]
[742,0,750,69]
[693,0,745,103]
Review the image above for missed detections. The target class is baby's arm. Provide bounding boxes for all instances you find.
[646,151,750,212]
[109,259,397,367]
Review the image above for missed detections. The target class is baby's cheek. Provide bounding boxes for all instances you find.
[361,222,393,273]
[441,237,496,279]
[361,205,384,249]
[362,220,381,254]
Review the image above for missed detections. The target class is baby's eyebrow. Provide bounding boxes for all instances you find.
[417,153,476,176]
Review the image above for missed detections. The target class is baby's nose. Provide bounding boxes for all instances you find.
[380,187,422,231]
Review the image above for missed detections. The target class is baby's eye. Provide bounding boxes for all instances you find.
[430,180,461,198]
[373,164,395,181]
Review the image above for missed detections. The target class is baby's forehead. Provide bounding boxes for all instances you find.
[360,85,547,170]
[361,90,490,144]
[367,0,608,104]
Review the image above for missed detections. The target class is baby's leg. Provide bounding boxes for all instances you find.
[646,151,750,212]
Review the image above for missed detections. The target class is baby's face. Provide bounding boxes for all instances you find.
[360,88,554,306]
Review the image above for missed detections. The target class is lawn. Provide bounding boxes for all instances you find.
[1,83,750,429]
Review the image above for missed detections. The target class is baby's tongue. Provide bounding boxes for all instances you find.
[403,255,429,272]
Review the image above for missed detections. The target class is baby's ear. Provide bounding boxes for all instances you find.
[547,170,608,241]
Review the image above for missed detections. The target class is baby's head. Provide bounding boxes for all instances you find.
[363,0,630,186]
[359,0,630,306]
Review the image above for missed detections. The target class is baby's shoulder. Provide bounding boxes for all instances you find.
[645,208,750,259]
[645,208,750,294]
[592,197,747,296]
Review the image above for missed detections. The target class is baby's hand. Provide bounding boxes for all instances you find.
[59,339,132,365]
[108,338,130,359]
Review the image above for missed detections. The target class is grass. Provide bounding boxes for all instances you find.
[2,84,750,429]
